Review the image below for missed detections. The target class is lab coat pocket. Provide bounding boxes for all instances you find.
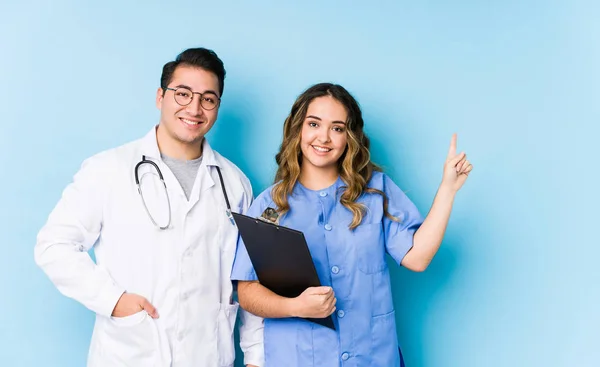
[109,309,148,326]
[354,222,386,274]
[217,302,239,367]
[370,310,400,366]
[99,310,159,365]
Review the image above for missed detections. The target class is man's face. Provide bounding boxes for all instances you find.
[156,65,221,148]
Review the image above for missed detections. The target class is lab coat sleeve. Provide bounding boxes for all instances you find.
[381,174,425,265]
[238,308,265,366]
[236,176,265,366]
[34,154,125,317]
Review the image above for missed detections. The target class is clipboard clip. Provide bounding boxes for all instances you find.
[258,207,280,225]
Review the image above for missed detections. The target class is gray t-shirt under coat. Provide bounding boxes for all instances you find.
[161,154,203,200]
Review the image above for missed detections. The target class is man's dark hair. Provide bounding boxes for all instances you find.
[160,47,226,96]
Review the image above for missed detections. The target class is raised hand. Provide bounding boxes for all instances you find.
[441,133,473,192]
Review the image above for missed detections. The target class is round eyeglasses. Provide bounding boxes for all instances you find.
[164,87,220,111]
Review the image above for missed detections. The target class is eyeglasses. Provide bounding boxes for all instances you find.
[164,87,221,111]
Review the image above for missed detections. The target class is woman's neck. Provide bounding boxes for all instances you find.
[299,163,339,190]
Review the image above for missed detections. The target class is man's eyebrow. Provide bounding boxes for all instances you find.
[202,90,219,96]
[173,85,219,96]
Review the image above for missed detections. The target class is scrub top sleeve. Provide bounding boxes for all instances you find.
[231,235,259,281]
[231,191,271,281]
[382,174,425,266]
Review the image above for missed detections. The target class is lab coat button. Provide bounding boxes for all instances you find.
[319,191,327,197]
[331,266,339,274]
[341,352,349,361]
[337,310,345,318]
[324,224,332,231]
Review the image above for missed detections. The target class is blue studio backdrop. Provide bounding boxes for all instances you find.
[0,1,598,366]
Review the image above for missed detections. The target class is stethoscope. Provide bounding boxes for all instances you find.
[134,155,235,230]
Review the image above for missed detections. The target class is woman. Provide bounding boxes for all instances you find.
[231,83,472,366]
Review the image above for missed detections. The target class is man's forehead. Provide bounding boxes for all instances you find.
[170,65,219,89]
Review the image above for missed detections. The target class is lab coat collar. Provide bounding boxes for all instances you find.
[139,125,220,167]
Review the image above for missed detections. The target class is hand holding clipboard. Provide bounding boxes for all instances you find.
[288,286,337,320]
[232,211,336,330]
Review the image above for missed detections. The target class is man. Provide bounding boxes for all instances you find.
[34,47,263,367]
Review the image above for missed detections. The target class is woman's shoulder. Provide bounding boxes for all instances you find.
[255,184,276,202]
[249,183,278,211]
[365,171,411,199]
[366,170,392,189]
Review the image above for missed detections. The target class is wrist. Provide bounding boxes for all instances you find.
[284,297,301,318]
[438,181,457,197]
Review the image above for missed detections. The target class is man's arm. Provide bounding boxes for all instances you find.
[236,177,264,367]
[34,154,125,317]
[238,308,264,367]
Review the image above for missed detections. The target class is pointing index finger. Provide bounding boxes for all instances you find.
[447,133,457,159]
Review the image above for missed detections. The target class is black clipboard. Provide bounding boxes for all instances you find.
[232,212,336,330]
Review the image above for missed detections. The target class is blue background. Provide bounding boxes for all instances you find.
[1,1,598,366]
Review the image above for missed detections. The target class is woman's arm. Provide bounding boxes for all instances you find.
[401,134,473,272]
[237,281,337,319]
[402,184,456,271]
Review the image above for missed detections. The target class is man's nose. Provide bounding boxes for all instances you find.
[185,95,205,116]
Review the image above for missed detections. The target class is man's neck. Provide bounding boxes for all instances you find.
[299,163,339,191]
[156,125,203,160]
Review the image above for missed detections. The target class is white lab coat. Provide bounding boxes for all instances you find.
[34,127,264,367]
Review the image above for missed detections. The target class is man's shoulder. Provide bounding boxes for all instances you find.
[212,150,251,184]
[79,136,143,173]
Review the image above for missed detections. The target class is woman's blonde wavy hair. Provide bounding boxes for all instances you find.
[272,83,398,229]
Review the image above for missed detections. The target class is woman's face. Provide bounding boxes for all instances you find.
[300,96,348,172]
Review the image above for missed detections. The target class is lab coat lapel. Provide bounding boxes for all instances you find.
[139,126,187,203]
[186,139,219,212]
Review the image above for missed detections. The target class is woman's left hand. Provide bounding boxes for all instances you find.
[441,133,473,193]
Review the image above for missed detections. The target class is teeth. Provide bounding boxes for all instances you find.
[313,146,331,152]
[181,118,200,125]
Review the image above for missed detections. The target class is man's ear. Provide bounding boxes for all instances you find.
[156,87,164,109]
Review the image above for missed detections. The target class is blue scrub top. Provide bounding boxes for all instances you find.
[231,171,423,367]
